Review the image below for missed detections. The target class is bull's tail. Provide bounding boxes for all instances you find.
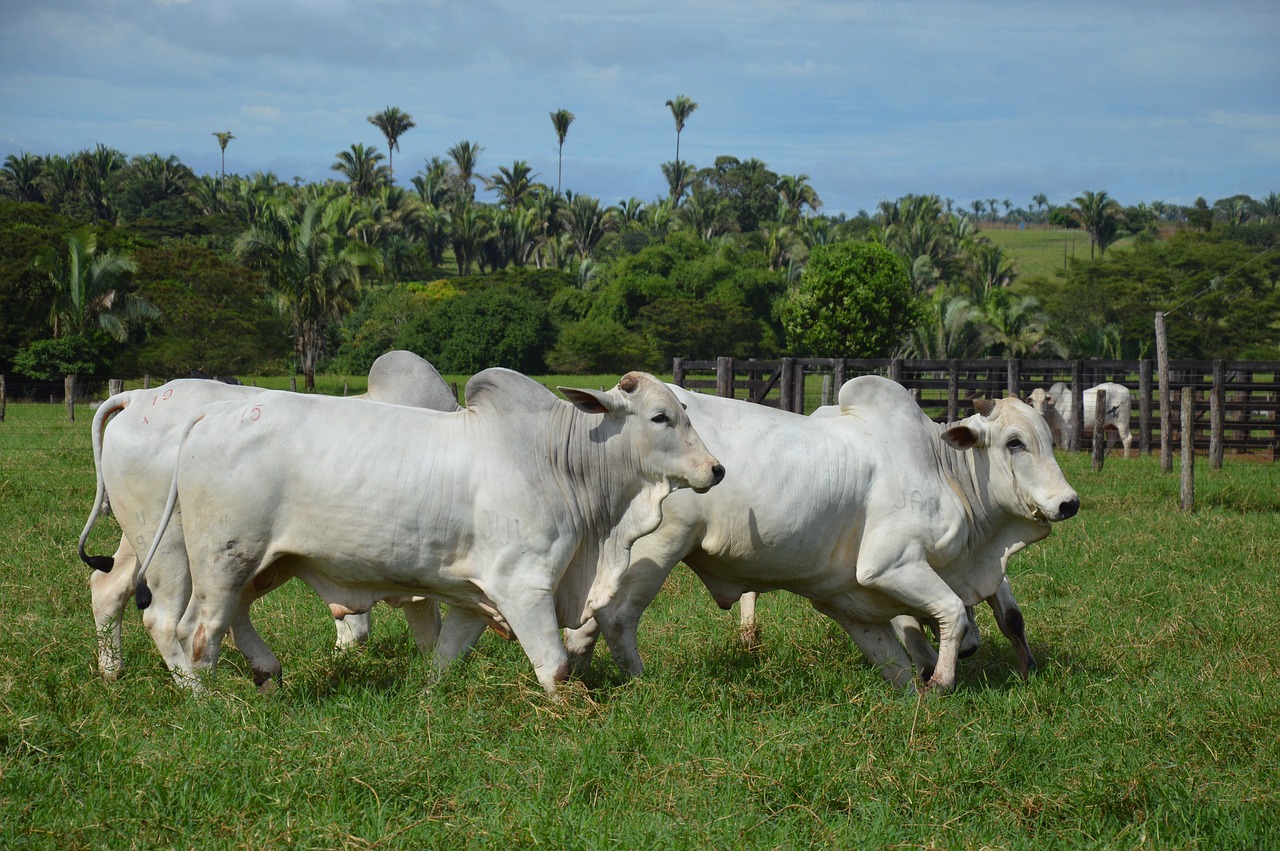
[133,413,202,610]
[77,392,133,572]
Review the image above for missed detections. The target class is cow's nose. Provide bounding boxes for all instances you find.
[711,463,726,483]
[1058,496,1080,520]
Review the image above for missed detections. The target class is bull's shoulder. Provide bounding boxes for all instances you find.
[465,368,558,414]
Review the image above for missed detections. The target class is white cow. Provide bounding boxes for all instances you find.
[1028,381,1133,457]
[138,369,724,694]
[78,351,459,683]
[564,376,1078,693]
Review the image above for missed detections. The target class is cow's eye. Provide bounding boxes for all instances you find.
[651,412,670,424]
[1007,437,1026,452]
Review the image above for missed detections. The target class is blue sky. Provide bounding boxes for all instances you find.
[2,0,1277,216]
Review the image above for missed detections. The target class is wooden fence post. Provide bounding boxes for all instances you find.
[779,357,796,413]
[65,375,75,422]
[0,375,5,422]
[821,374,832,407]
[1070,360,1084,452]
[716,357,733,399]
[947,359,959,422]
[1210,360,1224,470]
[889,358,902,385]
[1138,359,1153,456]
[109,378,123,397]
[833,359,846,394]
[289,377,297,393]
[672,357,685,388]
[1006,358,1020,399]
[1156,312,1172,472]
[1181,388,1195,512]
[143,374,151,389]
[1091,387,1106,471]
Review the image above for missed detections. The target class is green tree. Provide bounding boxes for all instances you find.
[37,225,154,341]
[332,143,390,199]
[1070,189,1125,258]
[212,132,235,186]
[446,140,484,202]
[367,106,415,181]
[549,108,575,195]
[1,152,46,203]
[780,241,921,357]
[486,160,539,209]
[235,195,378,389]
[665,95,698,202]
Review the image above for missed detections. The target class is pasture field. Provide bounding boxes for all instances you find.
[1,398,1277,849]
[981,226,1134,282]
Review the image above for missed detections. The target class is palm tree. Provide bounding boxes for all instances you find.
[1031,193,1049,216]
[1,152,46,202]
[485,160,539,209]
[777,174,822,222]
[661,160,696,206]
[331,143,390,199]
[1070,190,1125,258]
[78,144,127,221]
[37,225,156,341]
[549,108,575,195]
[367,107,415,181]
[212,132,235,186]
[563,194,617,260]
[665,95,698,201]
[235,195,378,390]
[446,140,484,202]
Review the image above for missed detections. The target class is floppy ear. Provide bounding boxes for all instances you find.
[558,386,614,415]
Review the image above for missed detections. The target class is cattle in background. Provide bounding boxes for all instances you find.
[1028,382,1133,457]
[564,376,1078,693]
[138,369,723,694]
[79,351,458,683]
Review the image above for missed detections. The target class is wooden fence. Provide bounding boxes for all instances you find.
[672,357,1280,458]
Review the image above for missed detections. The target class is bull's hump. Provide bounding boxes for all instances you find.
[465,368,559,414]
[837,374,920,416]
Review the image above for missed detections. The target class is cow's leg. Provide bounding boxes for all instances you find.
[177,549,260,688]
[432,608,489,671]
[891,615,938,678]
[738,591,760,645]
[334,610,372,649]
[566,528,691,678]
[857,551,970,692]
[400,599,442,656]
[224,594,282,690]
[138,555,197,685]
[485,582,574,694]
[815,603,916,691]
[987,577,1036,678]
[88,537,136,678]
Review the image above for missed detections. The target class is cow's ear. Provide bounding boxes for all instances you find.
[942,423,981,450]
[559,386,614,415]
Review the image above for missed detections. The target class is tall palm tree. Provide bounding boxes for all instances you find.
[563,194,617,260]
[446,140,484,202]
[367,107,415,181]
[235,195,377,390]
[661,160,695,206]
[549,108,574,195]
[1070,190,1125,258]
[331,143,389,199]
[212,132,235,186]
[665,95,698,201]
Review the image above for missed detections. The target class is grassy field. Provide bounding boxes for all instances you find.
[2,398,1277,848]
[981,226,1135,283]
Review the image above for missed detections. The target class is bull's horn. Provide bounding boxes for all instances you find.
[972,397,996,416]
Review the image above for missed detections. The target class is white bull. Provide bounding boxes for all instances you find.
[564,376,1078,693]
[138,369,724,694]
[1028,381,1133,457]
[78,351,459,683]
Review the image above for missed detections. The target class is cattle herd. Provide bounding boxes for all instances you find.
[78,351,1103,698]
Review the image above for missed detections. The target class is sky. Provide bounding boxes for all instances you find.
[1,0,1277,217]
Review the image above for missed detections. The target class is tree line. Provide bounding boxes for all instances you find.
[2,100,1278,391]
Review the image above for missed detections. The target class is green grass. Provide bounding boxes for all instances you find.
[981,226,1135,282]
[2,401,1277,848]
